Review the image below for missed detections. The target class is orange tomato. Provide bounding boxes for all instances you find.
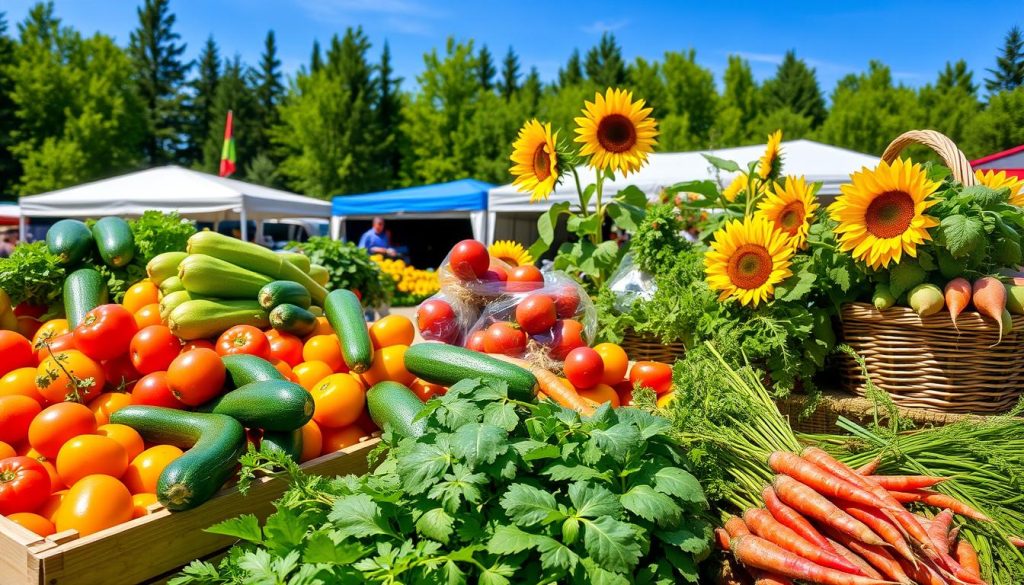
[577,383,620,408]
[293,360,333,391]
[368,315,415,349]
[31,319,69,354]
[180,339,216,352]
[131,492,159,518]
[593,343,629,386]
[0,367,48,404]
[0,331,34,376]
[310,373,365,428]
[35,350,105,403]
[37,490,67,522]
[28,402,98,459]
[56,435,129,486]
[132,303,163,329]
[0,395,41,444]
[96,424,144,462]
[272,360,300,382]
[306,316,333,338]
[123,445,183,494]
[166,348,225,406]
[122,281,160,314]
[299,420,322,463]
[362,345,414,387]
[87,392,134,425]
[7,512,55,536]
[656,391,675,409]
[320,424,366,455]
[410,378,446,402]
[34,332,77,365]
[268,332,304,366]
[302,335,346,372]
[23,447,64,493]
[0,441,15,459]
[56,475,133,536]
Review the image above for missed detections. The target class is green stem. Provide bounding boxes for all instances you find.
[593,171,605,246]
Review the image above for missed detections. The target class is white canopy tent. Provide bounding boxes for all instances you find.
[18,166,330,241]
[486,139,878,243]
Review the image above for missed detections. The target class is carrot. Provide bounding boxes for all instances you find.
[828,538,885,580]
[754,572,795,585]
[954,540,981,580]
[925,510,954,554]
[841,503,917,563]
[1010,536,1024,547]
[855,458,881,476]
[947,526,960,551]
[772,451,886,509]
[866,475,947,490]
[716,527,734,551]
[726,515,753,537]
[973,276,1008,343]
[887,490,991,522]
[897,557,948,585]
[743,508,865,575]
[730,535,897,585]
[773,475,888,547]
[826,528,914,585]
[916,511,985,585]
[944,278,971,331]
[762,486,834,551]
[487,354,595,415]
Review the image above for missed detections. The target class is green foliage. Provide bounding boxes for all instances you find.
[761,50,827,128]
[985,25,1024,94]
[173,378,712,584]
[184,36,219,167]
[0,14,19,199]
[963,87,1024,158]
[584,32,627,89]
[286,236,388,308]
[130,210,196,264]
[0,241,64,307]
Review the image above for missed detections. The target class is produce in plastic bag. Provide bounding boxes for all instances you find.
[606,251,656,313]
[414,291,478,346]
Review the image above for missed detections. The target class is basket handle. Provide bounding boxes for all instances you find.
[880,130,976,186]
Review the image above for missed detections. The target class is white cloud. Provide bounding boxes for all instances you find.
[295,0,441,35]
[732,51,785,65]
[582,19,629,34]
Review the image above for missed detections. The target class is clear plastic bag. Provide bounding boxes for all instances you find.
[606,251,657,313]
[414,291,479,346]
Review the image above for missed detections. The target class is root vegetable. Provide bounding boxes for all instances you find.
[773,475,887,547]
[954,540,981,580]
[772,451,886,510]
[743,508,864,575]
[762,486,833,551]
[730,534,897,585]
[865,475,947,490]
[972,276,1008,343]
[840,503,917,563]
[908,284,945,318]
[944,278,971,330]
[826,528,914,585]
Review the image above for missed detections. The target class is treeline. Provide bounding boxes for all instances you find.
[1,1,1024,201]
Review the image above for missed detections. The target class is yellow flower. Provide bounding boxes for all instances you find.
[488,240,533,267]
[758,130,783,180]
[705,216,795,307]
[975,169,1024,206]
[510,120,560,202]
[722,174,747,203]
[756,176,820,251]
[574,88,658,176]
[829,158,940,270]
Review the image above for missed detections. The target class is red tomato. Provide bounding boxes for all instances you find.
[515,294,556,335]
[130,325,182,374]
[629,361,673,395]
[102,354,142,393]
[464,330,487,352]
[548,319,585,360]
[552,284,581,319]
[488,265,509,281]
[448,240,490,280]
[131,372,186,409]
[167,349,226,406]
[73,305,138,361]
[613,379,635,407]
[507,265,544,292]
[0,395,41,444]
[0,456,50,515]
[269,332,304,367]
[563,347,604,389]
[180,339,216,352]
[28,402,97,459]
[14,304,46,319]
[417,299,458,344]
[0,331,34,376]
[483,322,526,356]
[216,325,271,359]
[35,333,76,364]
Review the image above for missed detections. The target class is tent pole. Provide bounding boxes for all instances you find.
[240,207,248,241]
[19,214,26,243]
[255,219,264,246]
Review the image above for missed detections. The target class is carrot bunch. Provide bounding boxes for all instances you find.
[718,447,991,585]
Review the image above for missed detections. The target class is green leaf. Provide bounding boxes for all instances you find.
[701,154,741,173]
[567,213,603,237]
[480,563,516,585]
[327,494,392,540]
[263,508,308,553]
[827,267,852,293]
[579,183,597,211]
[395,442,450,495]
[488,524,545,555]
[483,402,520,432]
[536,533,580,570]
[582,516,643,573]
[940,214,985,258]
[960,184,1005,207]
[529,201,570,260]
[607,202,646,232]
[888,260,927,298]
[620,485,682,526]
[569,481,623,519]
[442,559,466,585]
[416,508,455,544]
[658,521,712,556]
[581,558,632,585]
[588,422,642,463]
[615,409,672,439]
[428,464,487,513]
[206,514,262,543]
[303,532,365,564]
[664,546,700,582]
[512,439,562,461]
[451,422,508,467]
[435,399,484,431]
[617,185,649,208]
[542,463,610,482]
[651,467,707,505]
[501,483,565,526]
[775,269,817,302]
[666,179,721,200]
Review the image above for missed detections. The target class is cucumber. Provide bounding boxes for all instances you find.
[277,252,311,273]
[308,305,324,317]
[199,380,313,431]
[259,280,311,310]
[367,381,428,439]
[109,406,245,511]
[179,254,274,299]
[159,290,192,321]
[159,275,185,295]
[270,303,317,337]
[46,219,94,266]
[147,251,188,286]
[63,268,108,328]
[168,299,269,340]
[91,217,135,268]
[260,429,303,463]
[324,289,372,373]
[404,344,537,402]
[309,264,330,287]
[221,354,285,388]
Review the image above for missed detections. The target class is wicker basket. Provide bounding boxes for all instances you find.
[777,390,973,434]
[620,329,686,363]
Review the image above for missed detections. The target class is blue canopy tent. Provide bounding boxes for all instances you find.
[330,179,493,243]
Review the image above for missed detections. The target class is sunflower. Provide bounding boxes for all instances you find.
[722,174,747,203]
[828,158,940,270]
[510,120,560,202]
[975,169,1024,206]
[574,88,658,176]
[757,130,783,180]
[705,216,795,307]
[488,240,533,267]
[756,176,820,250]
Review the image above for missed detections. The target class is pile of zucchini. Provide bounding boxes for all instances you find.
[46,217,134,326]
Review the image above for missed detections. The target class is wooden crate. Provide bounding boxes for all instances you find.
[0,436,380,585]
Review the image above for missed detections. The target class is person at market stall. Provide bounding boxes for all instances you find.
[0,228,16,258]
[358,217,393,321]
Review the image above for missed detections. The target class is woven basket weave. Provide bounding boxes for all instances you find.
[620,330,686,363]
[777,390,973,435]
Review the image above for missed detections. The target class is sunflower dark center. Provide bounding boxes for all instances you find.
[533,145,551,181]
[865,191,914,238]
[596,114,637,153]
[776,201,805,234]
[727,244,772,289]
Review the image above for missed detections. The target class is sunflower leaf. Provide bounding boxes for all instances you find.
[701,154,740,173]
[529,201,571,260]
[940,214,985,259]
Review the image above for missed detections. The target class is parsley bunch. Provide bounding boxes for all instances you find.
[174,379,712,585]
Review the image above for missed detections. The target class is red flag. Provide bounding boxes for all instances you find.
[219,110,236,177]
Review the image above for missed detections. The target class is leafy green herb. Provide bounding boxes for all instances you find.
[130,211,197,264]
[286,236,389,308]
[0,241,66,307]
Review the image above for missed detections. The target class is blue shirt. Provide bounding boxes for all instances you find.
[358,229,388,251]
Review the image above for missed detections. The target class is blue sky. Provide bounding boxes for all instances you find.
[3,0,1021,94]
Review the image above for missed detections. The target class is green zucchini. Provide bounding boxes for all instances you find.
[159,290,192,321]
[221,354,285,388]
[309,264,330,287]
[91,217,135,268]
[63,268,108,328]
[260,429,303,463]
[199,380,313,431]
[277,252,311,273]
[270,303,317,337]
[147,251,188,286]
[46,219,94,266]
[404,344,537,402]
[179,254,274,299]
[167,299,269,340]
[109,406,245,511]
[259,280,311,310]
[367,381,427,439]
[159,275,185,295]
[308,305,323,317]
[324,289,372,373]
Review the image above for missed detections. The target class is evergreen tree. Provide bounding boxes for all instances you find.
[520,67,542,112]
[761,50,826,127]
[184,35,219,167]
[0,13,20,198]
[252,30,284,167]
[627,57,663,116]
[938,60,977,94]
[584,32,627,88]
[558,49,584,87]
[965,86,1024,157]
[476,44,496,91]
[713,55,760,145]
[500,46,519,99]
[659,49,718,149]
[377,41,403,186]
[202,56,258,175]
[920,61,980,150]
[985,26,1024,94]
[129,0,190,165]
[310,39,322,73]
